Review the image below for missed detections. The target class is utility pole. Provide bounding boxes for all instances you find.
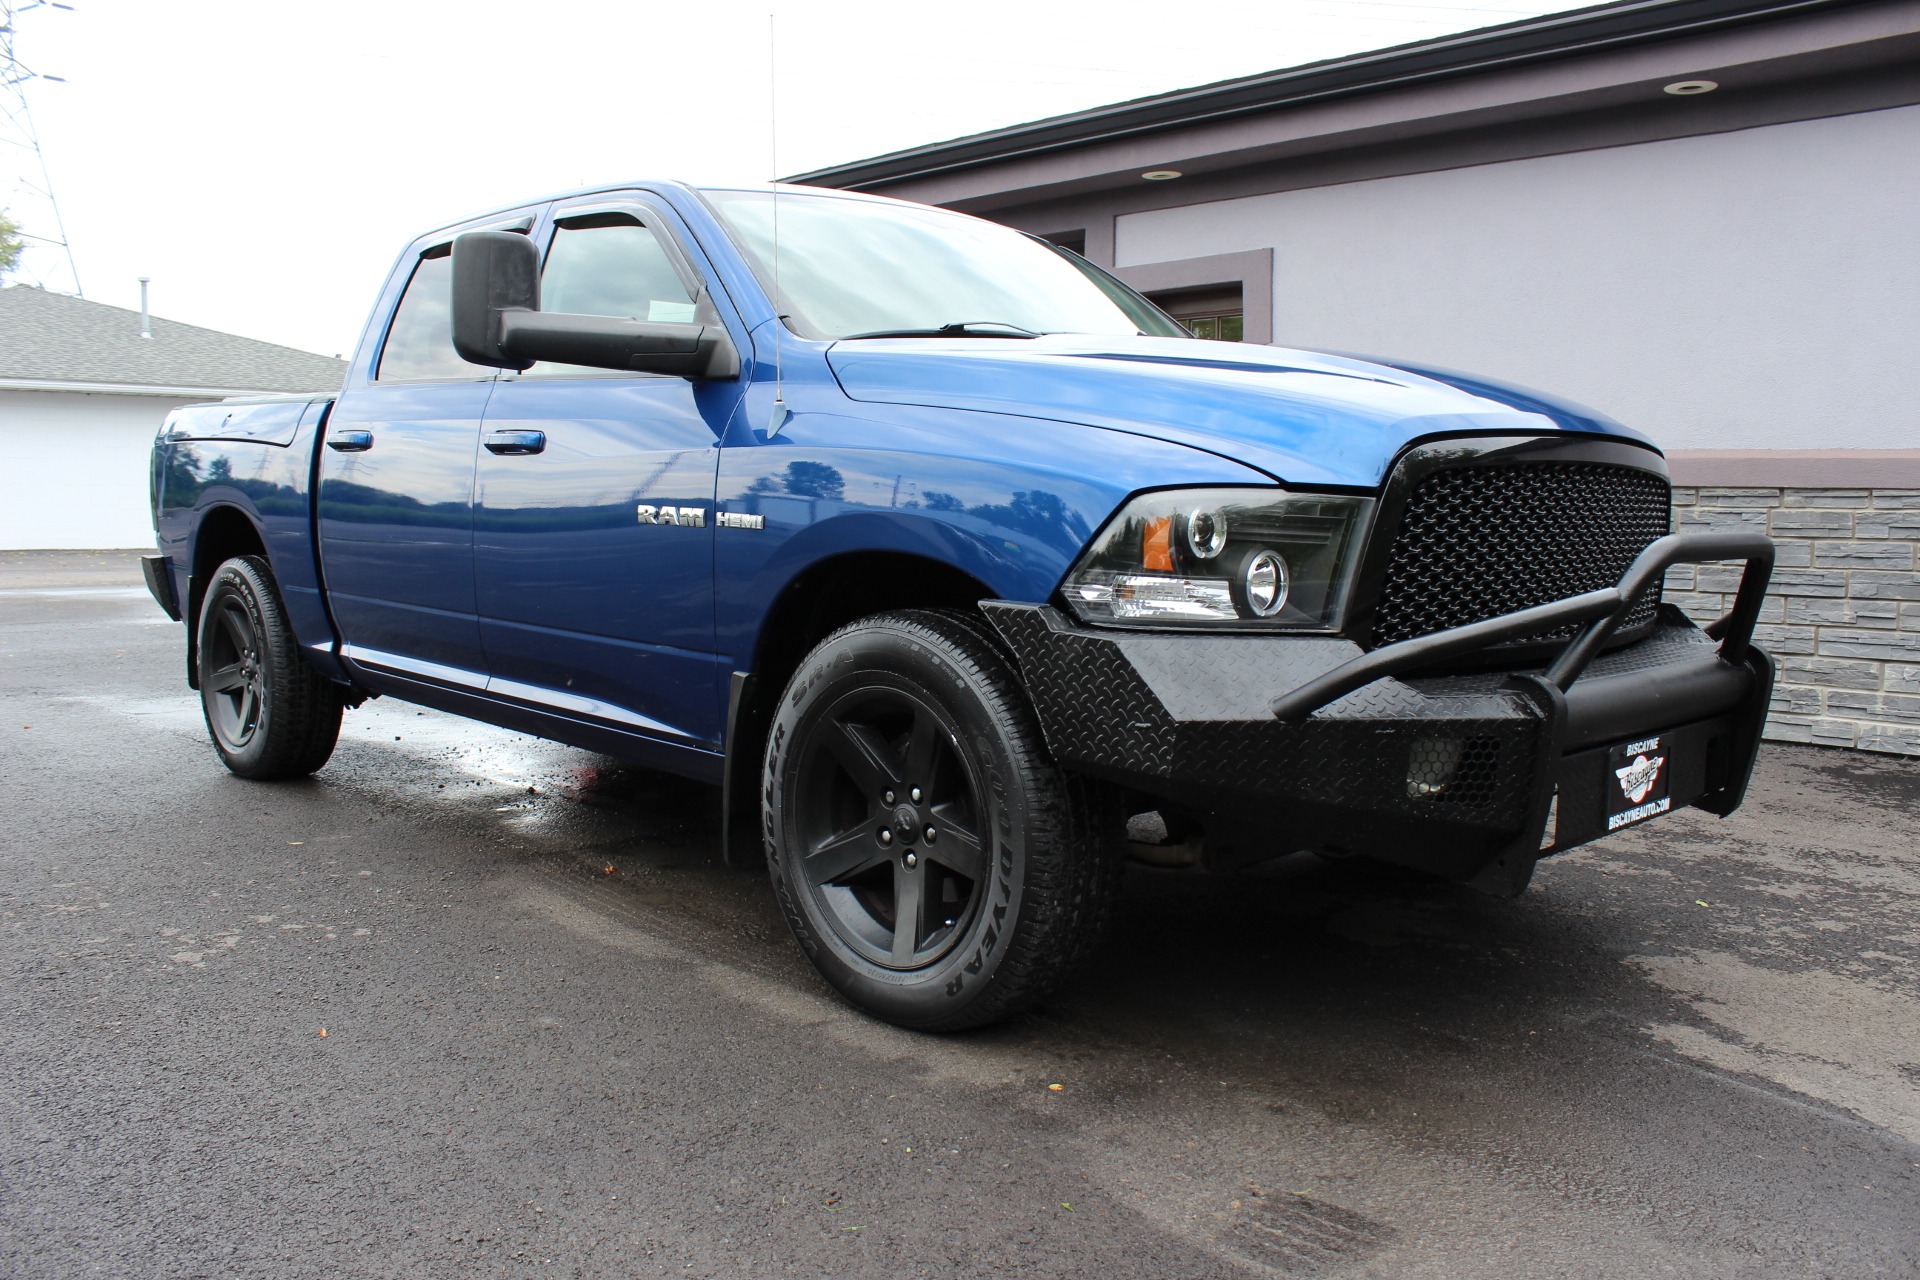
[0,0,81,295]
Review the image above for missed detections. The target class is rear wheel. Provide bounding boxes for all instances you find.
[764,610,1121,1031]
[196,555,342,779]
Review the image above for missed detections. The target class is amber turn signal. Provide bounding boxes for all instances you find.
[1142,515,1175,572]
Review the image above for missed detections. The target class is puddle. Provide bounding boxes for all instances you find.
[1631,949,1920,1143]
[0,586,151,599]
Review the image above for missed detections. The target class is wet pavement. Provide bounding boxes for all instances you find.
[2,552,1916,1279]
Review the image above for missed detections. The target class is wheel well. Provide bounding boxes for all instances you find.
[184,505,267,687]
[751,552,996,702]
[721,551,1000,866]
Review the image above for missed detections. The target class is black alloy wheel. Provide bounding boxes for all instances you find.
[764,610,1121,1031]
[195,555,343,780]
[792,683,987,971]
[202,591,266,753]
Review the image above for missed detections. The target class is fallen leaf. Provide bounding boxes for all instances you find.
[1696,900,1711,907]
[1047,1083,1064,1092]
[318,1027,327,1038]
[1060,1202,1072,1211]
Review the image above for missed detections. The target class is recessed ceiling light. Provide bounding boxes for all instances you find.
[1141,169,1183,181]
[1663,79,1719,95]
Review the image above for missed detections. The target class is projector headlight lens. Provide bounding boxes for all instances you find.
[1186,507,1227,559]
[1061,488,1371,630]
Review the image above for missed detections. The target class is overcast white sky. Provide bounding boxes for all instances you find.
[5,0,1580,357]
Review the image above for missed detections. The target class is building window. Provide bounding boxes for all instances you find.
[1148,283,1245,342]
[1179,312,1244,341]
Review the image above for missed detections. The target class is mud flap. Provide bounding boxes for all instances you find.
[720,670,766,869]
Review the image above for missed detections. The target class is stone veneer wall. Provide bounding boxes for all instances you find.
[1663,487,1920,757]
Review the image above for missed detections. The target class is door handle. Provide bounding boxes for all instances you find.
[326,430,374,452]
[484,430,546,456]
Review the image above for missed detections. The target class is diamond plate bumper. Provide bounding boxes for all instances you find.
[981,595,1774,895]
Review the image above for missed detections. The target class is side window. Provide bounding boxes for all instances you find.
[527,213,704,378]
[544,214,699,322]
[376,249,491,382]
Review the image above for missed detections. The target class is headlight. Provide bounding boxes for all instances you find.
[1061,487,1372,629]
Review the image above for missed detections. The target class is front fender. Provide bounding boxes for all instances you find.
[713,395,1268,670]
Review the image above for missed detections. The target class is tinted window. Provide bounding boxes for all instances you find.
[525,214,702,378]
[543,215,697,322]
[376,250,491,382]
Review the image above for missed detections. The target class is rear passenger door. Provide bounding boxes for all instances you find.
[473,196,746,750]
[318,230,515,684]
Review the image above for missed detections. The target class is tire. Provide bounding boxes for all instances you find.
[195,555,342,779]
[763,609,1121,1031]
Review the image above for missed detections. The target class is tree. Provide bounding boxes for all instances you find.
[0,210,23,279]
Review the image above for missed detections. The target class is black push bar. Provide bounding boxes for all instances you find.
[1270,532,1774,723]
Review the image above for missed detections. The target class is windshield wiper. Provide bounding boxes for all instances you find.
[842,321,1042,340]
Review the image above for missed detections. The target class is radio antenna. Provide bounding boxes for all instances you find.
[767,11,786,433]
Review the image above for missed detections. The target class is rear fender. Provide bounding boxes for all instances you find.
[160,400,346,684]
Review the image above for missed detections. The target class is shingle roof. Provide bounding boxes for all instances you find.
[0,285,348,393]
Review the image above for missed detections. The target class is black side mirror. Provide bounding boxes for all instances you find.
[451,231,540,370]
[451,230,740,380]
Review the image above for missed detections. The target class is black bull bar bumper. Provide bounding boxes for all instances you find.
[983,533,1776,895]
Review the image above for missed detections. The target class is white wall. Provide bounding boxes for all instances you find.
[1115,104,1920,451]
[0,389,204,549]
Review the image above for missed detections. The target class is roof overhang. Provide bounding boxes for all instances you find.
[788,0,1918,214]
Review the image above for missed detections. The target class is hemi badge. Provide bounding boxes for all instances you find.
[717,511,766,530]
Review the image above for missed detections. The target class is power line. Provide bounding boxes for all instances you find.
[0,0,81,295]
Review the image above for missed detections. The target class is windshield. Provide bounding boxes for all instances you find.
[704,189,1188,342]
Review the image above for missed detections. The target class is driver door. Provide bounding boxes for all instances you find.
[473,196,746,750]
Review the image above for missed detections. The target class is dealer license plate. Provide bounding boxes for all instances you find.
[1606,733,1673,831]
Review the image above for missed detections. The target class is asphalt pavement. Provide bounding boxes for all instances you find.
[2,551,1916,1279]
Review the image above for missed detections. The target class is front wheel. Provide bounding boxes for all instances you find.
[763,610,1121,1031]
[196,555,342,779]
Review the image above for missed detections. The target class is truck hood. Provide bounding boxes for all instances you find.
[827,334,1653,488]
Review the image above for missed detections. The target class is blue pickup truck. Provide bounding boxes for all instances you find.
[146,181,1775,1029]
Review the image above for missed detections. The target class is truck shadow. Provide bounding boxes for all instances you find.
[446,731,1918,1186]
[1071,854,1613,1059]
[531,753,1641,1084]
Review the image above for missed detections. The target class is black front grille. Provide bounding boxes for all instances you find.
[1368,461,1671,648]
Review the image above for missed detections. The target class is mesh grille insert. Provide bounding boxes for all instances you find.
[1370,462,1671,648]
